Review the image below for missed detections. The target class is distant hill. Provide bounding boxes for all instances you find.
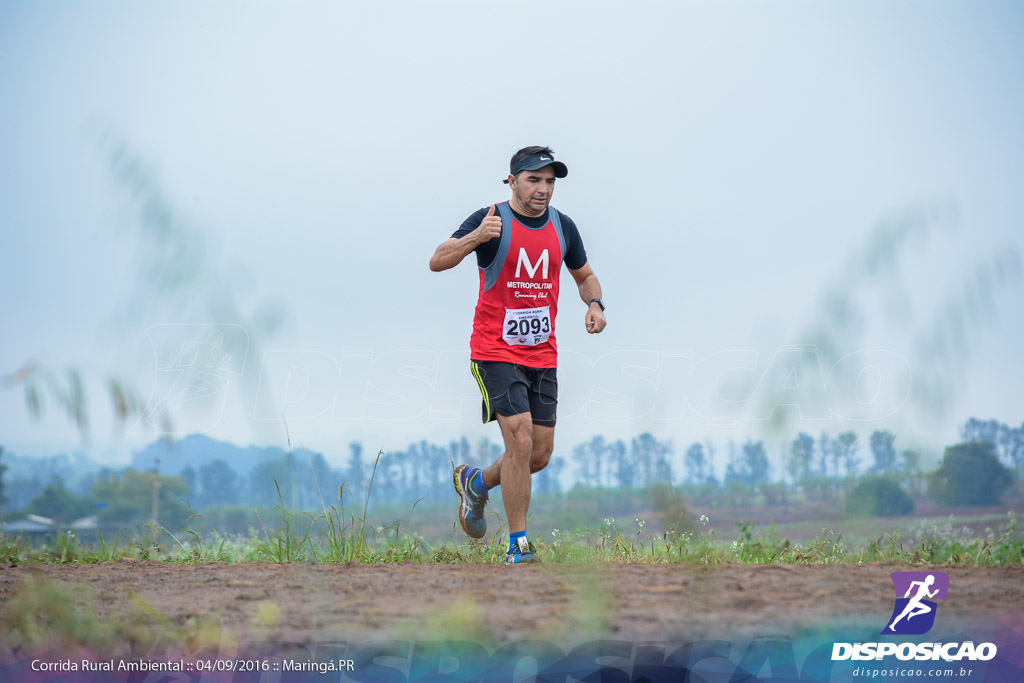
[0,449,105,489]
[130,433,324,476]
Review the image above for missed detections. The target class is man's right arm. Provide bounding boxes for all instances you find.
[429,204,502,272]
[429,236,481,272]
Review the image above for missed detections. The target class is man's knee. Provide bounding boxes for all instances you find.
[501,416,534,459]
[509,434,533,459]
[530,442,553,472]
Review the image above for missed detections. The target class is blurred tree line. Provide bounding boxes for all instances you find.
[0,418,1019,532]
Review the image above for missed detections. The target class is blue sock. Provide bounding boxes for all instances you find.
[469,469,491,497]
[509,530,527,554]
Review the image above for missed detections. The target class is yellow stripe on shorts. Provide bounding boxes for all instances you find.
[471,361,490,420]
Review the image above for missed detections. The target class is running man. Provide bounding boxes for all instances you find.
[429,146,606,564]
[888,574,939,631]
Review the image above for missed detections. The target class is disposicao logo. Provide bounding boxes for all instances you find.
[832,571,998,662]
[882,571,948,635]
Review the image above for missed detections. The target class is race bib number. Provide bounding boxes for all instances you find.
[503,306,552,346]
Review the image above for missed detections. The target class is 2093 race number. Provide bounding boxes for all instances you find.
[505,316,550,336]
[502,306,552,346]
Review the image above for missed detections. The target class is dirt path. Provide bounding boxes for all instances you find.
[2,562,1022,647]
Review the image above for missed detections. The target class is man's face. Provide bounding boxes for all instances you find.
[509,165,556,214]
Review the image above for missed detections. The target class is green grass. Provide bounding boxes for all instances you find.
[2,509,1020,567]
[2,437,1021,567]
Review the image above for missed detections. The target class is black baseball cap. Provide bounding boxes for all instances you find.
[503,153,568,184]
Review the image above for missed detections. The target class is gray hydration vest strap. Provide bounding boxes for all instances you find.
[482,203,515,293]
[548,206,566,261]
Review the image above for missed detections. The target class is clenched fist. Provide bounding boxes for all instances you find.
[586,303,607,334]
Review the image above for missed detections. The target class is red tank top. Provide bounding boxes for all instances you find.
[470,202,566,368]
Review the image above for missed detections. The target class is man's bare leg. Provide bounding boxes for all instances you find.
[488,412,533,533]
[482,424,555,487]
[529,424,555,471]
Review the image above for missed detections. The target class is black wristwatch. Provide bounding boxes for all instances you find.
[589,298,605,311]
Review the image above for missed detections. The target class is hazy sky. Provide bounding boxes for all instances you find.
[2,1,1023,470]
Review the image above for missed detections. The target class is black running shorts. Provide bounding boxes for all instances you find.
[470,360,557,427]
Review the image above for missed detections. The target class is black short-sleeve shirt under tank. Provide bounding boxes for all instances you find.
[451,205,588,271]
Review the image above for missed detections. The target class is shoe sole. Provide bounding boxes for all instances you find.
[453,466,486,539]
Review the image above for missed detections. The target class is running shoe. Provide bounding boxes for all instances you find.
[453,464,488,538]
[506,536,540,564]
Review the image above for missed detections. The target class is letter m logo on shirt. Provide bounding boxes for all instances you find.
[515,248,549,279]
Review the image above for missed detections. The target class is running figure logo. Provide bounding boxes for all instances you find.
[882,571,949,635]
[132,324,249,434]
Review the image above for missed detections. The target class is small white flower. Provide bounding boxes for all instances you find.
[699,514,709,526]
[604,517,614,527]
[635,517,646,529]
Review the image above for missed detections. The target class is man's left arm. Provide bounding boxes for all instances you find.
[569,262,607,334]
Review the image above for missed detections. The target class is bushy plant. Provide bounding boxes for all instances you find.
[929,441,1013,507]
[845,476,914,517]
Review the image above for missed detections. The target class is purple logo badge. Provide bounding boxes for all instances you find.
[882,571,949,635]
